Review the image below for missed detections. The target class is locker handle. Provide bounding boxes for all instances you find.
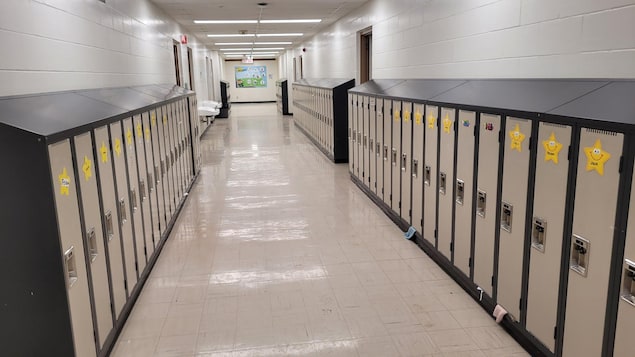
[392,148,398,166]
[401,153,407,171]
[570,235,590,277]
[352,130,356,142]
[148,173,155,193]
[501,202,513,233]
[456,180,464,205]
[370,139,374,152]
[119,198,128,224]
[622,259,635,306]
[63,246,78,289]
[131,189,138,212]
[439,172,447,195]
[412,159,419,178]
[140,179,147,201]
[105,211,114,242]
[155,165,161,184]
[531,218,547,253]
[477,190,486,218]
[86,228,98,263]
[363,136,367,147]
[424,165,431,186]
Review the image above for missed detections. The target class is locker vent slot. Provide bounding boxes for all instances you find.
[105,211,114,241]
[64,246,78,289]
[542,123,567,128]
[531,217,546,253]
[86,228,98,262]
[456,180,465,205]
[439,172,447,195]
[501,202,513,233]
[570,235,590,277]
[477,190,486,218]
[119,198,127,224]
[621,259,635,306]
[585,128,618,136]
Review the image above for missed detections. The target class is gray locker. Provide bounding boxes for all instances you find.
[348,93,354,174]
[94,125,127,317]
[423,105,438,246]
[363,95,370,188]
[383,99,392,207]
[352,94,359,178]
[73,132,114,349]
[473,114,502,296]
[497,117,532,322]
[369,97,377,194]
[49,140,97,357]
[160,107,176,218]
[356,96,363,180]
[526,123,572,352]
[411,104,425,234]
[613,167,635,357]
[182,99,194,183]
[133,115,155,258]
[454,110,477,276]
[110,121,138,290]
[142,112,160,250]
[376,98,385,201]
[401,102,413,223]
[438,108,456,260]
[391,100,401,215]
[168,103,182,202]
[149,110,167,235]
[563,129,623,357]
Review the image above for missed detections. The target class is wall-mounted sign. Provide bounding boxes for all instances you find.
[235,65,267,88]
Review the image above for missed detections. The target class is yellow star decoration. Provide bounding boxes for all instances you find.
[151,113,157,126]
[415,112,423,125]
[114,138,122,157]
[136,123,143,138]
[100,142,109,163]
[509,124,526,152]
[427,114,436,129]
[442,114,452,134]
[145,127,151,141]
[58,167,71,196]
[584,139,611,176]
[394,110,401,122]
[403,111,411,122]
[82,156,92,181]
[163,115,168,125]
[126,128,133,145]
[543,132,563,164]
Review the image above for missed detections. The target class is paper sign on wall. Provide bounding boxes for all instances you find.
[543,132,563,164]
[584,139,611,176]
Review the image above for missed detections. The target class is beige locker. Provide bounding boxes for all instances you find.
[412,104,425,234]
[352,94,359,178]
[109,122,138,290]
[498,117,532,322]
[142,112,160,251]
[438,108,456,260]
[160,107,176,218]
[363,96,370,188]
[563,129,623,357]
[182,100,194,184]
[423,105,438,246]
[369,97,377,194]
[133,115,155,259]
[348,94,354,174]
[329,91,334,154]
[357,96,363,180]
[526,123,572,352]
[391,100,401,215]
[73,132,114,348]
[383,99,393,207]
[168,103,182,202]
[148,111,167,235]
[454,110,476,276]
[473,114,502,296]
[93,126,127,317]
[401,102,413,223]
[613,164,635,356]
[376,98,385,202]
[49,139,97,357]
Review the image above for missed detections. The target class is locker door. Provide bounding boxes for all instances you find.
[175,100,187,191]
[134,115,154,259]
[391,100,402,215]
[454,110,476,276]
[613,161,635,357]
[423,105,439,246]
[383,99,393,207]
[149,111,167,236]
[563,129,623,357]
[438,108,456,260]
[142,113,161,251]
[352,94,359,178]
[73,132,114,349]
[109,122,138,290]
[363,96,370,188]
[526,123,572,352]
[123,118,147,274]
[348,93,354,174]
[94,126,127,319]
[357,96,363,180]
[183,100,194,182]
[369,97,377,194]
[412,104,425,234]
[401,102,413,223]
[168,103,182,202]
[329,91,334,154]
[159,107,175,220]
[376,99,385,201]
[473,114,502,296]
[49,139,97,357]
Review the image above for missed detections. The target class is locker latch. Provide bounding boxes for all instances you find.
[531,218,547,253]
[383,145,389,161]
[140,179,147,201]
[392,148,398,166]
[439,172,447,195]
[63,246,78,289]
[477,190,486,218]
[501,202,513,233]
[621,259,635,306]
[370,139,374,152]
[105,211,114,242]
[456,179,465,205]
[401,153,407,172]
[86,228,98,263]
[412,159,419,178]
[376,142,381,157]
[363,135,367,147]
[119,198,127,224]
[570,235,590,277]
[131,189,138,212]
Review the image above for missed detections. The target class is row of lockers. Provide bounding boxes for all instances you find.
[0,85,201,356]
[276,79,292,115]
[292,79,354,163]
[347,79,635,357]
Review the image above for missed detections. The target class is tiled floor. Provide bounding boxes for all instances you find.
[111,103,529,357]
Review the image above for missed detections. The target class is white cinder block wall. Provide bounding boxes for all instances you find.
[0,0,220,103]
[283,0,635,81]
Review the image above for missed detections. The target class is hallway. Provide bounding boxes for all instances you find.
[111,103,528,357]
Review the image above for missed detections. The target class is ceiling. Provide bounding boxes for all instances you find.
[150,0,369,58]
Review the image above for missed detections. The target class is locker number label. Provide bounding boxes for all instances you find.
[82,156,92,181]
[58,168,71,196]
[427,114,436,129]
[114,138,122,157]
[584,139,611,176]
[543,132,563,164]
[100,142,109,163]
[509,124,526,152]
[415,112,423,125]
[442,114,452,134]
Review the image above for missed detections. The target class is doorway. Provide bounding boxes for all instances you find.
[187,47,195,91]
[172,40,182,86]
[359,27,372,84]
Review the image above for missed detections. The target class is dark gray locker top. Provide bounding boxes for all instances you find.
[131,85,185,101]
[430,79,608,114]
[0,92,126,137]
[348,79,405,96]
[548,81,635,126]
[293,78,355,90]
[78,87,160,111]
[383,79,467,102]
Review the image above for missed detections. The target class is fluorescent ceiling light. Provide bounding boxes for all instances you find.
[224,52,279,55]
[260,19,321,23]
[219,47,285,51]
[195,20,257,24]
[256,33,303,37]
[207,34,255,38]
[225,54,277,58]
[215,42,255,45]
[254,42,292,45]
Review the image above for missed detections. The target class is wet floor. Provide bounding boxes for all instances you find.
[111,103,528,357]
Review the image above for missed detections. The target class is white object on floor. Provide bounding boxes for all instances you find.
[200,100,222,109]
[493,304,508,323]
[198,106,220,117]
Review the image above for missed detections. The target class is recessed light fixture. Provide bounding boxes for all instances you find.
[254,42,293,45]
[207,34,255,38]
[224,52,278,55]
[219,47,285,51]
[256,33,303,37]
[215,42,292,46]
[260,19,321,23]
[195,20,258,24]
